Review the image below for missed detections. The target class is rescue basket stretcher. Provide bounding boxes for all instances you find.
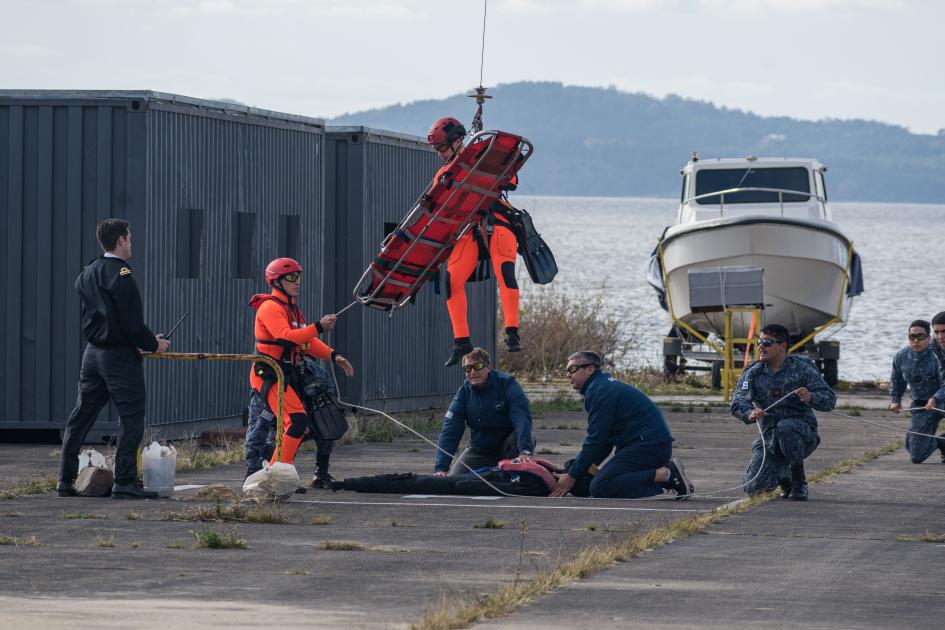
[352,130,533,311]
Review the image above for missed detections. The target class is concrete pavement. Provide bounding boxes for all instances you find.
[0,399,937,629]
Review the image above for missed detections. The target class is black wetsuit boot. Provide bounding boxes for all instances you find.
[504,327,522,352]
[779,477,792,499]
[312,459,334,489]
[445,337,474,367]
[788,464,808,501]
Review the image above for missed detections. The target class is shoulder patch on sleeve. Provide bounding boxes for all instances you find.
[445,411,454,419]
[742,380,750,390]
[119,267,132,276]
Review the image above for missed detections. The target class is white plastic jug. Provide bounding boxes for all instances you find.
[141,441,177,497]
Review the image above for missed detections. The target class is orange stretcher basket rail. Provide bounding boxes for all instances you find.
[352,130,533,311]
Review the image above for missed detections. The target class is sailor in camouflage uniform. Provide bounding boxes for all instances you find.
[731,324,837,500]
[889,319,945,464]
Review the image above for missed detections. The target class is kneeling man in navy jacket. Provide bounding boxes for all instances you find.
[551,351,693,499]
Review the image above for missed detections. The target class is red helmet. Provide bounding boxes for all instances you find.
[427,116,466,146]
[265,258,302,284]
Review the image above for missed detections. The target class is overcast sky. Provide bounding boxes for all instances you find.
[2,0,942,134]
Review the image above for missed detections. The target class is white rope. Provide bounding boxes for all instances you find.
[827,405,945,440]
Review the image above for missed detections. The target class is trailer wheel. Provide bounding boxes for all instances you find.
[710,360,722,390]
[822,358,838,387]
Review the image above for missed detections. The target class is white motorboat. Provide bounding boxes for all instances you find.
[647,156,863,385]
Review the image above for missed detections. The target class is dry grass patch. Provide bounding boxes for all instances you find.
[191,526,247,549]
[62,511,102,520]
[311,515,332,525]
[498,286,633,379]
[897,531,945,543]
[162,501,287,524]
[474,517,505,530]
[341,411,442,444]
[0,535,15,545]
[174,437,245,473]
[321,540,366,551]
[95,535,115,548]
[0,477,56,500]
[124,511,142,521]
[17,535,41,547]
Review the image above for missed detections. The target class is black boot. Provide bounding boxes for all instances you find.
[662,457,694,500]
[57,481,77,497]
[778,477,792,499]
[504,327,522,352]
[788,464,808,501]
[312,463,335,489]
[445,337,474,367]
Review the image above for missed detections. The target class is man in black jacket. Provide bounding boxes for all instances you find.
[57,219,170,499]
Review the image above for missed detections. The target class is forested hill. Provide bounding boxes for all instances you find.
[329,81,945,203]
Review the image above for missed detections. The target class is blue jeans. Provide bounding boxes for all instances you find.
[590,439,672,498]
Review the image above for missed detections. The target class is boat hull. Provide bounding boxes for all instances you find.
[658,217,854,338]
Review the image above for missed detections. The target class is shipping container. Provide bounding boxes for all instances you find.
[0,90,326,438]
[325,127,498,412]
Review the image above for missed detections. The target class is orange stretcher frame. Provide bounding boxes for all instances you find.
[352,130,533,311]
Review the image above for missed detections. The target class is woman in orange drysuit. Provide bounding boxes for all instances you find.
[249,258,355,468]
[427,116,522,367]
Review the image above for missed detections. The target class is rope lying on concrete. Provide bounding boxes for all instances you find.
[826,405,945,439]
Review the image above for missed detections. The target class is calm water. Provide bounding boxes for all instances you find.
[509,195,942,382]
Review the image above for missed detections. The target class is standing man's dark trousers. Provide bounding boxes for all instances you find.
[59,346,147,487]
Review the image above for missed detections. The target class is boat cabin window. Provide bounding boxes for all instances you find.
[694,167,811,205]
[680,173,689,203]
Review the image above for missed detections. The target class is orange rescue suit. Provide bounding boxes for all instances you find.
[249,287,334,465]
[434,154,520,339]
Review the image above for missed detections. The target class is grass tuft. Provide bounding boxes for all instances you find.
[311,515,332,525]
[62,511,101,520]
[321,540,366,551]
[0,535,15,545]
[191,526,247,549]
[163,501,287,524]
[474,517,506,530]
[0,477,56,500]
[897,530,945,543]
[174,438,245,473]
[124,511,142,521]
[18,535,41,547]
[167,540,186,550]
[95,535,115,548]
[341,411,442,444]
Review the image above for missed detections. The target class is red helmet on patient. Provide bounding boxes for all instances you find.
[427,116,466,146]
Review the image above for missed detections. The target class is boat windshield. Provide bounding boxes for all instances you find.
[694,167,811,205]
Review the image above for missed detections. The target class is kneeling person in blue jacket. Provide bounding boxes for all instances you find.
[434,347,536,476]
[550,351,693,499]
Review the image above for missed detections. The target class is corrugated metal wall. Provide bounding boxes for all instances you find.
[326,127,497,411]
[1,96,147,430]
[140,98,326,436]
[0,91,326,437]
